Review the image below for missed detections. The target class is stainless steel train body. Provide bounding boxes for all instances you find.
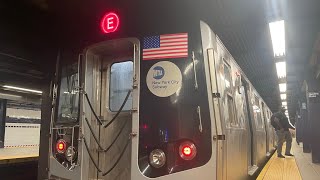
[47,2,276,179]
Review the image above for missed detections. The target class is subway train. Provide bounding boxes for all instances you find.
[47,1,276,180]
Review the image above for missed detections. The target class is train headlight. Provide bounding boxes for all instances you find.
[65,146,76,162]
[149,149,166,168]
[179,141,197,160]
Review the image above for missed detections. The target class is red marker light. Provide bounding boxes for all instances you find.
[100,12,120,33]
[179,141,197,160]
[182,146,192,156]
[56,139,66,153]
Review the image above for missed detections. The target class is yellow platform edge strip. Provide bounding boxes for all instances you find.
[257,152,276,180]
[257,151,302,180]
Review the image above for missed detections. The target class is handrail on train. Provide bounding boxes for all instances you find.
[83,89,132,128]
[83,136,131,176]
[84,116,129,152]
[81,89,133,175]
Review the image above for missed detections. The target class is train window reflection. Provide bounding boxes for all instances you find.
[227,94,238,127]
[253,95,264,129]
[109,61,133,111]
[223,62,231,89]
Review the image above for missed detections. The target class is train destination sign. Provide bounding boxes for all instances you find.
[100,12,119,33]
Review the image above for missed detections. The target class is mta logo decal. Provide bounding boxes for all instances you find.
[153,66,165,80]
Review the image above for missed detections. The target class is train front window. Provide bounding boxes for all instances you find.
[109,61,133,111]
[56,63,79,123]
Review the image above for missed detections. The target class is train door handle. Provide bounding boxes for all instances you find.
[213,135,226,141]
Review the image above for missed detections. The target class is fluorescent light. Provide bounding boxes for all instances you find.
[280,93,287,100]
[279,83,287,93]
[279,83,286,93]
[276,61,286,78]
[0,93,22,98]
[3,85,42,94]
[269,20,285,57]
[282,101,287,106]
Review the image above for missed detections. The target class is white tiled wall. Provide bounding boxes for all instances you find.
[6,108,41,119]
[4,108,41,148]
[4,123,40,147]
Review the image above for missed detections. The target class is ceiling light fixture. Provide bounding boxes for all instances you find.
[279,83,286,93]
[3,85,42,94]
[0,93,22,98]
[282,101,287,106]
[280,93,287,100]
[276,61,286,78]
[269,20,285,57]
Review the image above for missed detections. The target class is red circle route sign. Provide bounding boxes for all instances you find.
[100,12,119,33]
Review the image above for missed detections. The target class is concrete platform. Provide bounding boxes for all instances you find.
[0,146,38,165]
[294,142,320,180]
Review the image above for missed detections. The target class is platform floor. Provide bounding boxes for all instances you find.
[0,146,38,164]
[294,142,320,180]
[257,139,320,180]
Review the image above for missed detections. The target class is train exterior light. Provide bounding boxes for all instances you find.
[149,149,166,168]
[65,146,77,162]
[100,12,119,33]
[179,141,197,160]
[56,139,66,154]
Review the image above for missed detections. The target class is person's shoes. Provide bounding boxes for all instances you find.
[278,154,285,158]
[285,153,294,156]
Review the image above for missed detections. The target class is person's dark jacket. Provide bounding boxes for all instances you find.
[271,111,295,131]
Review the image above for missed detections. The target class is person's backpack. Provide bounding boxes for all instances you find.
[270,114,279,129]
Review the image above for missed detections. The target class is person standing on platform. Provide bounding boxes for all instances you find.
[271,107,296,158]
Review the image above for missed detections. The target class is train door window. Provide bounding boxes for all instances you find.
[109,61,133,111]
[253,95,264,130]
[56,63,79,123]
[223,60,232,90]
[223,60,239,127]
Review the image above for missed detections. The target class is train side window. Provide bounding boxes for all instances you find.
[253,95,264,130]
[109,61,133,112]
[223,60,232,90]
[227,94,238,127]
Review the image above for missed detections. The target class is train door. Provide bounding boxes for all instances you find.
[241,79,257,175]
[48,38,140,180]
[261,102,270,156]
[200,21,223,180]
[81,38,139,180]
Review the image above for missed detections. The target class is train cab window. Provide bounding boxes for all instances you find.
[253,95,264,130]
[109,61,133,111]
[56,63,79,123]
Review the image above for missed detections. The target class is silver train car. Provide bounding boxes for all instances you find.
[47,2,276,180]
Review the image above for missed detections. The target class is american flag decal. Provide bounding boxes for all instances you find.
[143,33,188,60]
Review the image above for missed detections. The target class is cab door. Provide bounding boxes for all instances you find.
[81,38,140,180]
[200,21,223,180]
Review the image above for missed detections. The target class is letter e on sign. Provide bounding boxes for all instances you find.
[100,12,120,33]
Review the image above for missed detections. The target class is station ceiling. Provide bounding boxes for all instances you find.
[0,0,320,121]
